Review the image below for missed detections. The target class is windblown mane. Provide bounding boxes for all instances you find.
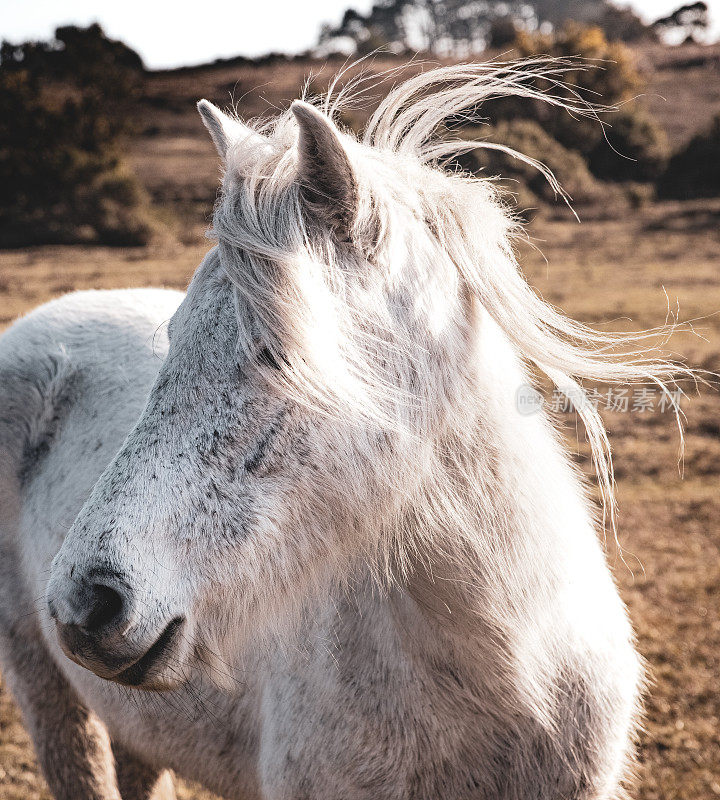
[212,60,686,536]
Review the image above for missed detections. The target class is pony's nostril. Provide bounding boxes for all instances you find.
[83,583,124,632]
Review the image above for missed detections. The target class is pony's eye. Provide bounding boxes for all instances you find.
[258,347,282,371]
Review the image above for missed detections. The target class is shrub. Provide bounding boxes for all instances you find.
[502,25,643,157]
[0,25,152,247]
[1,23,143,119]
[456,119,603,207]
[481,25,669,185]
[599,5,654,42]
[658,114,720,199]
[588,106,669,182]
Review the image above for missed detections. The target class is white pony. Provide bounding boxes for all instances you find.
[0,63,679,800]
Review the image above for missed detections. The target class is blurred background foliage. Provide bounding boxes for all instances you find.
[658,112,720,199]
[443,23,683,213]
[0,24,152,247]
[319,0,710,55]
[0,2,717,248]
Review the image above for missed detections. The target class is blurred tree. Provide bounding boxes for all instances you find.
[318,0,649,54]
[599,5,653,42]
[658,114,720,199]
[456,119,603,206]
[652,2,709,43]
[488,16,520,49]
[531,0,605,27]
[318,0,537,56]
[490,25,643,161]
[0,23,144,132]
[0,24,151,247]
[588,107,668,182]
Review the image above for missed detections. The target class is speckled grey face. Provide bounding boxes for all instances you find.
[45,104,474,691]
[44,245,425,688]
[44,255,239,684]
[46,250,316,688]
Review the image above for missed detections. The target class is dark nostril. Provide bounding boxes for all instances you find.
[83,583,124,633]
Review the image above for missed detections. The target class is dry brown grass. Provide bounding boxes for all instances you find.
[1,43,719,800]
[518,204,720,800]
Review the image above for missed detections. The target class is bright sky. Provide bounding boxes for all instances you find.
[2,0,718,69]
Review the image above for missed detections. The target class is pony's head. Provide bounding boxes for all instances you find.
[47,62,678,689]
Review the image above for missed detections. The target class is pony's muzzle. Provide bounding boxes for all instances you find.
[47,571,186,690]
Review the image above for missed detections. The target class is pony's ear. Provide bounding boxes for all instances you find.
[197,99,265,160]
[291,100,356,239]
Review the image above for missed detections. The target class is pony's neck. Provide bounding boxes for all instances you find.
[401,314,594,642]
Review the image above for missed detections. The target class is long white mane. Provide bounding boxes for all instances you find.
[212,60,685,536]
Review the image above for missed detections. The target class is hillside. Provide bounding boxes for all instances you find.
[128,41,720,214]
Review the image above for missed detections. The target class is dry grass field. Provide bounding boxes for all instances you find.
[1,42,719,800]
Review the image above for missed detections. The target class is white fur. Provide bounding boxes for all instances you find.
[0,62,679,799]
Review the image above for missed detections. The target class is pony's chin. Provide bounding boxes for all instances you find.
[109,670,188,692]
[60,615,191,692]
[109,617,190,691]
